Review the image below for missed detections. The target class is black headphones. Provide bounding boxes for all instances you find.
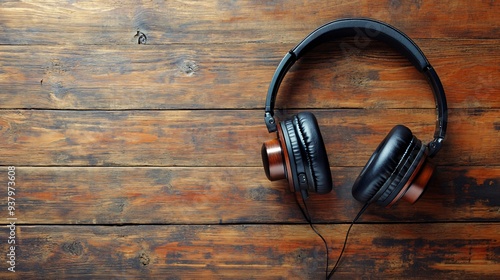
[261,18,448,207]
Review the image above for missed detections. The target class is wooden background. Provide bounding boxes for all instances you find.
[0,0,498,279]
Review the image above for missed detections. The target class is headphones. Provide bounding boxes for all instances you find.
[261,18,448,207]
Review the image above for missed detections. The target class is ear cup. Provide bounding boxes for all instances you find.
[262,112,333,195]
[292,112,333,194]
[352,125,427,206]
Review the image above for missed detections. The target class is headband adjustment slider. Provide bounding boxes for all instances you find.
[265,112,277,132]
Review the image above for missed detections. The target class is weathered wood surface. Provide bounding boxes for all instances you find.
[0,109,498,166]
[0,224,498,279]
[0,40,498,110]
[0,0,498,278]
[0,0,498,46]
[10,166,499,224]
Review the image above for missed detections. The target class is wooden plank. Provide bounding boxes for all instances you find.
[0,40,498,110]
[0,109,498,166]
[0,0,498,46]
[5,166,499,225]
[0,224,497,279]
[323,223,500,279]
[0,1,497,278]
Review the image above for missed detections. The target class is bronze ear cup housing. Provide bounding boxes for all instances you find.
[261,138,286,181]
[261,122,295,192]
[386,155,435,207]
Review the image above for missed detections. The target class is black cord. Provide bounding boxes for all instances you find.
[327,202,370,279]
[294,193,330,279]
[294,194,370,280]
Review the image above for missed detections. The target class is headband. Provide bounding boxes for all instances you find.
[264,18,447,157]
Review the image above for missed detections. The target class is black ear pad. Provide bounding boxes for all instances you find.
[292,112,333,194]
[378,141,426,206]
[352,125,424,205]
[281,118,304,193]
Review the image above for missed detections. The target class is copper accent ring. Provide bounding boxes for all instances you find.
[262,122,295,192]
[387,154,435,208]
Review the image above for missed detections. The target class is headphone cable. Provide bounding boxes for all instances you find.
[294,193,330,279]
[295,194,369,280]
[327,202,369,279]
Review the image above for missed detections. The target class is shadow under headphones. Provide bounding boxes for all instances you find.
[261,18,448,207]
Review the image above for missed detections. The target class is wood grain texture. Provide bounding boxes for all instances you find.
[0,109,498,166]
[5,166,498,225]
[0,224,497,279]
[0,0,498,46]
[0,40,498,110]
[0,0,498,278]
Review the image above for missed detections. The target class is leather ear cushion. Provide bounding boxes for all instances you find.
[282,118,303,192]
[378,141,426,206]
[294,112,333,194]
[352,125,414,203]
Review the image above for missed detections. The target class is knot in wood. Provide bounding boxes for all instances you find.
[135,31,147,44]
[62,241,84,256]
[177,59,198,76]
[139,253,151,266]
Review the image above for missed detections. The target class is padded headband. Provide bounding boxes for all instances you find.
[264,18,447,157]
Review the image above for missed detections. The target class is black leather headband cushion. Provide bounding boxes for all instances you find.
[293,112,333,194]
[352,125,415,203]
